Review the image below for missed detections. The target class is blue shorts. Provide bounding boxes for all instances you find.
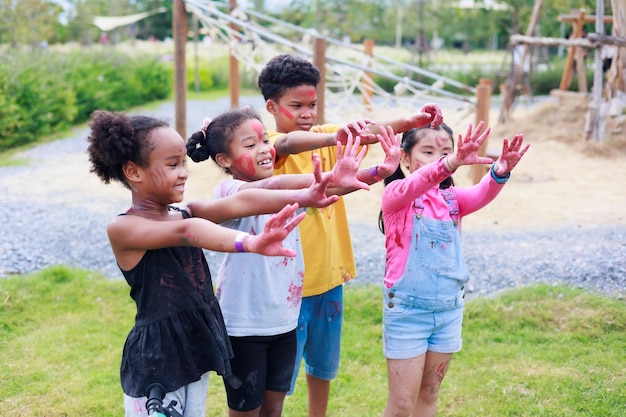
[290,285,343,393]
[382,288,464,359]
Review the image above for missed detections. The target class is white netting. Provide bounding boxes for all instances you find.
[184,0,477,126]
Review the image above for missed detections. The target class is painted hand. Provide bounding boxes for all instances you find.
[374,126,400,178]
[295,154,340,208]
[332,130,370,190]
[247,203,306,257]
[408,103,444,129]
[450,121,495,168]
[494,134,529,175]
[336,119,378,145]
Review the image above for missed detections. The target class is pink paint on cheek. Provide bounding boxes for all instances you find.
[269,147,276,161]
[251,119,264,139]
[233,153,256,177]
[278,106,294,120]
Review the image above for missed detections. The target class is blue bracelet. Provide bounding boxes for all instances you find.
[490,163,510,184]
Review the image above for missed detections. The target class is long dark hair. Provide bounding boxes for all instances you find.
[378,123,455,234]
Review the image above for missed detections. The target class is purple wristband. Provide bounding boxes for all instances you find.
[235,232,247,253]
[370,165,383,182]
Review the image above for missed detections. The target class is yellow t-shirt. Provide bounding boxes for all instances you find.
[269,124,357,297]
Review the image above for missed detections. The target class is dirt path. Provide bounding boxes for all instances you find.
[4,97,625,234]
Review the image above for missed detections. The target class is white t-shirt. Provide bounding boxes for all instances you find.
[214,179,304,337]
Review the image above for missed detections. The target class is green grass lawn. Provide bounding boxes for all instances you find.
[1,266,624,416]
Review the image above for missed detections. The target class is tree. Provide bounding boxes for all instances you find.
[0,0,63,49]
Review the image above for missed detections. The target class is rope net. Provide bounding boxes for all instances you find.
[184,0,477,126]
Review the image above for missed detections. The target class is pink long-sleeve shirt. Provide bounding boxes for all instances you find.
[381,157,506,288]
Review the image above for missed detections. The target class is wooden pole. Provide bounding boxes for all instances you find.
[559,9,587,92]
[585,0,605,141]
[173,0,187,139]
[472,78,492,185]
[229,0,240,109]
[313,37,326,125]
[499,0,542,123]
[362,39,374,113]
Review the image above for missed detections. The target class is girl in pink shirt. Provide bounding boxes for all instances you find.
[379,121,529,417]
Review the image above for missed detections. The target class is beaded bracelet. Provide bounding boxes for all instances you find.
[235,232,248,252]
[490,163,510,184]
[370,165,383,182]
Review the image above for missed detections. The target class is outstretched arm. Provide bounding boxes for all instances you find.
[239,135,369,193]
[107,203,306,270]
[188,158,339,224]
[273,130,338,156]
[337,103,444,145]
[272,119,373,156]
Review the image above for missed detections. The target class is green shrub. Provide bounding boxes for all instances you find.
[0,49,172,151]
[187,65,215,91]
[184,56,258,92]
[0,53,77,149]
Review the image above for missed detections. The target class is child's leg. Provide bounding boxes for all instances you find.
[259,330,297,417]
[382,355,426,417]
[123,372,209,417]
[182,372,210,417]
[415,351,453,416]
[301,286,343,417]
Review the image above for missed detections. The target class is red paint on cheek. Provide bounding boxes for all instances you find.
[279,106,294,120]
[233,153,256,177]
[270,146,276,161]
[251,119,264,139]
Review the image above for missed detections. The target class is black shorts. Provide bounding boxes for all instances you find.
[223,329,297,412]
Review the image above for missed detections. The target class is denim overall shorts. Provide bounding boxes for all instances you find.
[382,188,469,359]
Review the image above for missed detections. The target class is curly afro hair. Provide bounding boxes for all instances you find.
[257,54,320,102]
[87,110,168,189]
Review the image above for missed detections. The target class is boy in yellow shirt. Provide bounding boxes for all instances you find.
[258,53,443,417]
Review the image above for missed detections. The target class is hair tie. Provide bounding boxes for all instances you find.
[200,117,212,140]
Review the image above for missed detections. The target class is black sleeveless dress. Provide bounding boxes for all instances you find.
[119,208,233,397]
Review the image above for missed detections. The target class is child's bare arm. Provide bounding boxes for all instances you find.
[337,103,444,146]
[273,130,338,156]
[273,119,375,155]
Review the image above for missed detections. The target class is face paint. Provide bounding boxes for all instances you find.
[250,119,264,139]
[233,153,256,178]
[304,87,316,100]
[278,105,294,120]
[269,146,276,161]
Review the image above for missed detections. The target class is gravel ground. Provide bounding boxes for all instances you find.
[1,99,625,301]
